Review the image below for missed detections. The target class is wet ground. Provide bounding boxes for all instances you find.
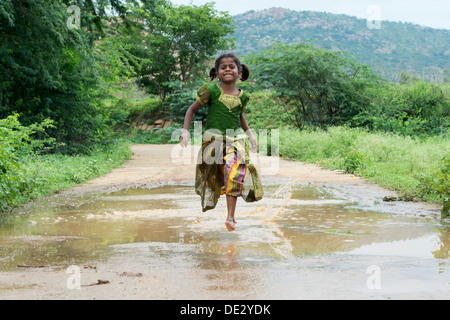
[0,180,449,300]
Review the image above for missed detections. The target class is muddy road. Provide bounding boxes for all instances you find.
[0,144,448,300]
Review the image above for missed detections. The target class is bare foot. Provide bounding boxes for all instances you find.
[225,219,236,232]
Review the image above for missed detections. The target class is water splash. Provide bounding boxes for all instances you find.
[260,179,301,259]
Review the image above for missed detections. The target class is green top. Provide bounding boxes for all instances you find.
[196,83,249,136]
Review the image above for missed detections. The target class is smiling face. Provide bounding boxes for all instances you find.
[217,57,242,83]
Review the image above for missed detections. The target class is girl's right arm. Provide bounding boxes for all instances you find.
[180,100,203,148]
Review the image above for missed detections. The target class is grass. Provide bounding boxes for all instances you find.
[129,127,180,144]
[0,138,132,221]
[241,92,448,213]
[278,126,449,207]
[102,87,164,126]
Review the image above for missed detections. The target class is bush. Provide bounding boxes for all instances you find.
[417,151,450,217]
[165,81,208,125]
[249,43,380,129]
[130,127,179,144]
[245,91,296,130]
[0,114,54,213]
[353,82,450,137]
[0,114,132,218]
[278,126,449,207]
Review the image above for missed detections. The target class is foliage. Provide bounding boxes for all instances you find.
[243,90,296,130]
[248,43,380,129]
[59,0,157,37]
[0,0,151,154]
[121,0,235,101]
[232,8,450,81]
[164,81,208,125]
[278,126,449,208]
[353,81,450,136]
[0,133,131,219]
[416,152,450,218]
[130,127,179,144]
[0,114,54,214]
[0,1,93,153]
[23,138,132,196]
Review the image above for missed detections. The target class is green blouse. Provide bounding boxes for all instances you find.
[196,83,249,136]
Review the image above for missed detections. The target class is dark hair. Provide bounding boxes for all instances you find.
[209,53,250,82]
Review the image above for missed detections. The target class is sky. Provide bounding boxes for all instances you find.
[170,0,450,30]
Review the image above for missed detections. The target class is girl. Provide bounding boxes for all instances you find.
[180,53,263,232]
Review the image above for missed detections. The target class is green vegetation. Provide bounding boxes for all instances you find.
[248,43,380,129]
[119,2,234,101]
[22,138,131,197]
[248,43,449,137]
[0,3,448,218]
[0,114,131,219]
[233,7,450,81]
[277,126,449,204]
[242,87,449,216]
[0,0,233,217]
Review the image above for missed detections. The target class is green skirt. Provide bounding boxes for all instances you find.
[195,135,263,212]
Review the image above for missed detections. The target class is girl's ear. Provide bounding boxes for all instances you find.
[240,64,250,82]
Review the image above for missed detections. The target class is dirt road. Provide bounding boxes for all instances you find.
[0,144,447,300]
[63,144,442,217]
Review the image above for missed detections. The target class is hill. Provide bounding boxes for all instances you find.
[232,8,450,81]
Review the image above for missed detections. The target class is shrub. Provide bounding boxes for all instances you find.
[0,114,54,213]
[278,126,449,210]
[417,151,450,218]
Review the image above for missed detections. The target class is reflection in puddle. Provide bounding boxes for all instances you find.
[1,183,449,278]
[1,182,449,299]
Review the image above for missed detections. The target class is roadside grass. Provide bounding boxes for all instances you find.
[0,138,132,221]
[278,126,449,209]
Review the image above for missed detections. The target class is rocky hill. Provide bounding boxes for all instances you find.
[232,8,450,80]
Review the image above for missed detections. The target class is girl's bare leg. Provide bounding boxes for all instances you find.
[225,195,237,231]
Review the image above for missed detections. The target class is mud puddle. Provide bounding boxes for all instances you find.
[1,182,449,299]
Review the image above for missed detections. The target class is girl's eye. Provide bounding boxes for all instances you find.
[220,65,236,69]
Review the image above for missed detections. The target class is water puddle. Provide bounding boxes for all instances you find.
[0,182,449,298]
[0,183,448,267]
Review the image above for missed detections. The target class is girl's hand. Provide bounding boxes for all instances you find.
[180,129,190,148]
[249,135,258,153]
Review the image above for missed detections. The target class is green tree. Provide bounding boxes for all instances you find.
[61,0,157,39]
[249,43,380,129]
[124,0,235,101]
[355,81,449,136]
[0,0,144,153]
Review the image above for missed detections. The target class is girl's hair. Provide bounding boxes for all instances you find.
[209,53,250,82]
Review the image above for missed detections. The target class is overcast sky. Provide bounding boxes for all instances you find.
[170,0,450,30]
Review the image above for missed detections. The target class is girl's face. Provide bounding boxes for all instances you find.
[217,57,241,83]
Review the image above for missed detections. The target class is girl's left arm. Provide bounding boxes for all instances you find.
[240,114,258,152]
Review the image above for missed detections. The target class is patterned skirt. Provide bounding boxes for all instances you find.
[195,135,263,212]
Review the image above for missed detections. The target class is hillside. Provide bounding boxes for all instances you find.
[232,8,450,81]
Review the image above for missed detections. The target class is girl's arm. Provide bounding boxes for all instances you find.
[240,114,258,152]
[180,101,202,148]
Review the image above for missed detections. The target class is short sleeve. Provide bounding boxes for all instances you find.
[240,94,250,114]
[196,84,210,106]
